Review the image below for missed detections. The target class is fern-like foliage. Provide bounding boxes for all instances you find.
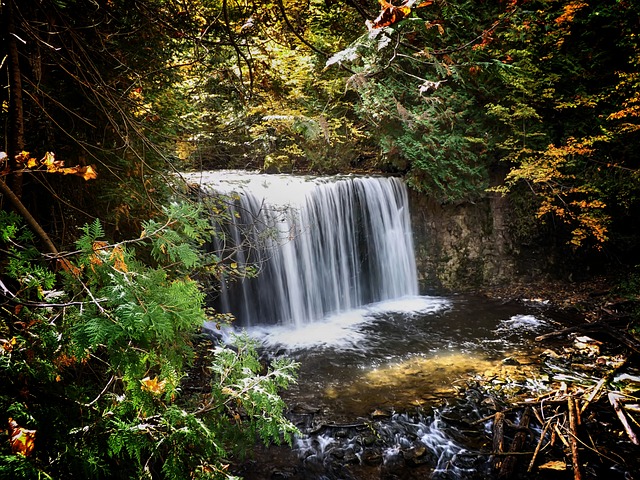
[0,203,298,480]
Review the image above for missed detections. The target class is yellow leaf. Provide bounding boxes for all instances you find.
[110,245,128,272]
[539,460,567,470]
[80,165,98,181]
[27,157,38,168]
[140,376,167,395]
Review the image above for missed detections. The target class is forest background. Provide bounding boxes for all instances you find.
[0,0,639,478]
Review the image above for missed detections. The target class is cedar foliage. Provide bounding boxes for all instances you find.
[0,204,298,479]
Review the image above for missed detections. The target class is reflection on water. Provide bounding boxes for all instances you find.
[225,294,557,480]
[216,294,555,420]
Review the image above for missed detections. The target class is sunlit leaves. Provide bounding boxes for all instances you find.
[140,376,167,395]
[8,418,36,457]
[13,151,97,181]
[366,0,434,31]
[498,137,610,248]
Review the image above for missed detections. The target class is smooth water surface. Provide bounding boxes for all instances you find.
[213,294,555,422]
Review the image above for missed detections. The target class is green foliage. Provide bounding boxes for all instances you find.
[0,205,298,479]
[480,0,640,249]
[0,211,56,297]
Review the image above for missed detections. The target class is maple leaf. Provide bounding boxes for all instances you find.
[140,376,167,395]
[8,418,36,457]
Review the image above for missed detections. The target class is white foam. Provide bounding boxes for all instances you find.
[366,295,450,315]
[229,296,450,351]
[496,314,545,332]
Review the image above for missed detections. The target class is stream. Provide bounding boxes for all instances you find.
[212,294,559,479]
[187,171,635,479]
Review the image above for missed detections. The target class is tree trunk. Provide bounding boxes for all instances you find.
[5,0,25,198]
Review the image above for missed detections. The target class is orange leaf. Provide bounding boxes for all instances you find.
[80,165,98,181]
[367,1,414,30]
[15,151,30,164]
[110,245,128,273]
[140,376,167,395]
[57,258,83,276]
[8,418,36,457]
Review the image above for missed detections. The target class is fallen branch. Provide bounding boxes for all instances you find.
[528,418,552,473]
[608,392,639,445]
[492,411,506,470]
[568,396,583,480]
[498,407,531,479]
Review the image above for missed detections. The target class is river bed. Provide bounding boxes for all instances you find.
[218,293,561,479]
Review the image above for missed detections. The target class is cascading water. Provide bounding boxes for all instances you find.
[186,171,418,327]
[184,171,562,479]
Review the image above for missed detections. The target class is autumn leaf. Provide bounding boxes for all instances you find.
[538,460,567,470]
[14,151,31,164]
[140,376,167,395]
[79,165,98,181]
[367,3,411,30]
[0,337,16,353]
[57,258,83,276]
[366,0,433,30]
[110,245,128,273]
[60,165,98,181]
[13,150,98,180]
[8,418,36,457]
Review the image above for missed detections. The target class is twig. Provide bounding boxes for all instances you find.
[554,422,570,448]
[528,419,552,473]
[0,177,59,255]
[492,411,506,470]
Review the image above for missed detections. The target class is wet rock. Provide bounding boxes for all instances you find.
[362,449,383,466]
[402,446,429,466]
[371,408,392,419]
[502,356,520,366]
[333,429,349,438]
[270,467,297,479]
[290,403,321,414]
[343,448,359,464]
[359,435,377,447]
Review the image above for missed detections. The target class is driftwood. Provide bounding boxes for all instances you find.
[491,411,506,470]
[536,319,640,355]
[567,396,583,480]
[498,407,531,479]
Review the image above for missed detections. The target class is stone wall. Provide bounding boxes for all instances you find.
[410,191,518,293]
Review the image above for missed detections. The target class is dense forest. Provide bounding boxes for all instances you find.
[1,0,639,478]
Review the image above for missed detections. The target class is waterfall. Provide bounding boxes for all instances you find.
[188,171,418,327]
